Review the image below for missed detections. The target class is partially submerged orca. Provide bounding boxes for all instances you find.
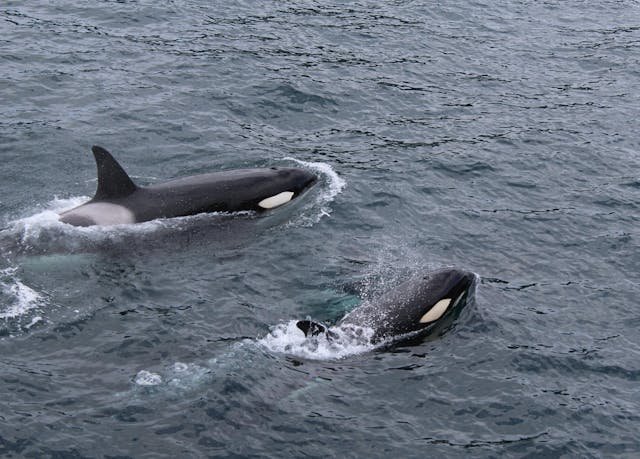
[59,146,318,227]
[297,268,477,345]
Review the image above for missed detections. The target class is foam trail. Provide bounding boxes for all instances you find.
[129,325,374,396]
[131,352,242,395]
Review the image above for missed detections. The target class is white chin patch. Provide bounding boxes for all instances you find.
[419,298,452,324]
[258,191,294,209]
[61,202,136,226]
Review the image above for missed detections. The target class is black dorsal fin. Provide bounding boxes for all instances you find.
[91,145,137,201]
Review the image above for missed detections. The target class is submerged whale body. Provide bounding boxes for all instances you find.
[59,146,318,227]
[297,268,477,345]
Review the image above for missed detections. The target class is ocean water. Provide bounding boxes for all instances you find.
[1,1,640,457]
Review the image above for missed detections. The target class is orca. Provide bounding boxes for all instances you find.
[59,146,318,227]
[297,268,477,345]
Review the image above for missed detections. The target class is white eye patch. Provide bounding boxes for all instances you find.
[419,298,452,324]
[258,191,294,209]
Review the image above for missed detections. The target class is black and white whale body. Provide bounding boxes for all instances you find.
[297,268,477,345]
[59,146,318,227]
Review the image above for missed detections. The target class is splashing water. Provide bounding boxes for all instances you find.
[258,320,376,360]
[0,267,44,322]
[283,157,346,224]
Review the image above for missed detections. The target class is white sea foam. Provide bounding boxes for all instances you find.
[283,157,346,224]
[133,362,212,391]
[165,361,211,389]
[8,196,86,242]
[134,370,162,386]
[25,316,43,329]
[0,267,44,320]
[258,320,376,360]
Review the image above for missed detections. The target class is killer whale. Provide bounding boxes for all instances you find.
[297,268,477,345]
[59,146,318,227]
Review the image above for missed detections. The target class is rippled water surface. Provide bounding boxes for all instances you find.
[2,1,640,457]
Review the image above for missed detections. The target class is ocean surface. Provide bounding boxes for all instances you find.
[1,1,639,457]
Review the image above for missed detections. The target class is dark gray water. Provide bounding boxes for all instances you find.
[2,1,640,457]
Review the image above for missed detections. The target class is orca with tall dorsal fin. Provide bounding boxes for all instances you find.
[59,146,318,227]
[296,268,477,345]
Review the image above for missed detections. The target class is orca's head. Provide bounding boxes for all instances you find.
[338,267,477,344]
[275,167,318,196]
[410,267,476,330]
[368,267,477,341]
[256,167,318,210]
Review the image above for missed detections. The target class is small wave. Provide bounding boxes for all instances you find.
[258,320,376,360]
[283,157,346,224]
[0,267,45,325]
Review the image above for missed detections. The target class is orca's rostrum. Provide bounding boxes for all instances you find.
[59,146,318,227]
